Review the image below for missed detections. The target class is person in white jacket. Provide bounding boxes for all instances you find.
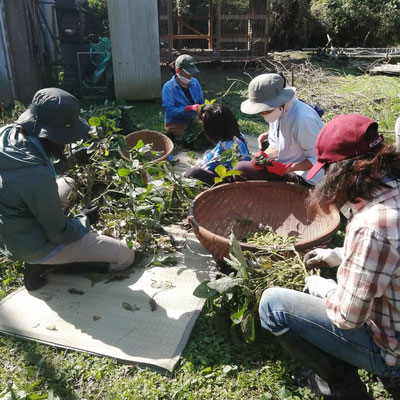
[234,73,324,187]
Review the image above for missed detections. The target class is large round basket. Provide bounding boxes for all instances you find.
[119,130,174,162]
[188,181,341,260]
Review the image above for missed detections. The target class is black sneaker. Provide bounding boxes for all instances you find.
[23,263,51,291]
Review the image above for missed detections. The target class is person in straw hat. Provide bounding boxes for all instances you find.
[0,88,135,291]
[161,54,204,142]
[235,73,324,187]
[258,114,400,399]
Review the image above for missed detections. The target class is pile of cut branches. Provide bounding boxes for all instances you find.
[195,232,318,343]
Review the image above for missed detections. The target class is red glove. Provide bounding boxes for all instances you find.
[251,151,272,170]
[266,161,293,176]
[184,104,200,113]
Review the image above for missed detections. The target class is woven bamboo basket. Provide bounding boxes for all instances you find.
[119,130,174,162]
[188,181,341,260]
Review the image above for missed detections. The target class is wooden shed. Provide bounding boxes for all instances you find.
[159,0,270,62]
[107,0,161,101]
[0,0,44,106]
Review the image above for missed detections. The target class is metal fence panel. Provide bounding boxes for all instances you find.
[107,0,161,101]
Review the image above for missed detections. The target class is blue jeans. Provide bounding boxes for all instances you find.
[259,287,400,378]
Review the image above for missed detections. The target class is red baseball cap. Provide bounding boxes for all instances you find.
[306,114,383,180]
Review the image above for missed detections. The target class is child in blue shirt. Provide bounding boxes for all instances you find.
[184,104,250,185]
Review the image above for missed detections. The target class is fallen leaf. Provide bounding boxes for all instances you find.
[149,298,157,311]
[122,302,140,312]
[105,269,132,283]
[150,279,175,289]
[68,288,85,295]
[46,324,57,331]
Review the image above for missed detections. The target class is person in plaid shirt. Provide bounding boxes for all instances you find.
[258,114,400,400]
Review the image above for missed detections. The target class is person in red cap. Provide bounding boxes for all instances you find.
[258,114,400,399]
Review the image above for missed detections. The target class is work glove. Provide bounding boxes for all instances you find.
[266,160,292,176]
[304,275,337,298]
[251,151,272,170]
[303,247,343,268]
[184,104,200,113]
[83,205,100,225]
[72,148,92,165]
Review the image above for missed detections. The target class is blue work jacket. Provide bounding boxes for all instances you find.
[161,76,205,124]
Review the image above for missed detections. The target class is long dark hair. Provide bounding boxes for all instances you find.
[198,104,240,144]
[307,143,400,214]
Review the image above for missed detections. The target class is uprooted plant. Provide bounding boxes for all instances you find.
[68,107,204,254]
[194,233,316,343]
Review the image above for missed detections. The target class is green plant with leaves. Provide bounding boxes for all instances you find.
[208,143,244,184]
[68,111,202,254]
[194,233,312,343]
[213,164,242,184]
[0,101,26,126]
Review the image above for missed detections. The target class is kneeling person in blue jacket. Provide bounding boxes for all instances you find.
[0,88,135,290]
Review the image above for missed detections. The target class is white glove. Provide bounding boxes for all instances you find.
[303,247,343,268]
[304,275,337,298]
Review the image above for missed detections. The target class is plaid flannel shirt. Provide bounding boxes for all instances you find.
[325,179,400,367]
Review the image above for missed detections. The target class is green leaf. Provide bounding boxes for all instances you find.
[230,298,248,324]
[193,281,218,298]
[240,311,256,342]
[229,234,248,273]
[88,116,101,126]
[207,276,241,293]
[117,168,131,177]
[213,177,223,184]
[223,255,242,272]
[225,170,242,176]
[28,393,48,400]
[135,139,145,149]
[214,164,227,178]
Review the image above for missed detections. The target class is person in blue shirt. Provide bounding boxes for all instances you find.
[184,104,250,185]
[161,55,204,142]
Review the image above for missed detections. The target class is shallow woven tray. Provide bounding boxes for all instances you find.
[119,130,174,162]
[188,181,341,260]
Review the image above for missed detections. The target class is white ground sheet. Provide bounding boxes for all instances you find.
[0,228,215,373]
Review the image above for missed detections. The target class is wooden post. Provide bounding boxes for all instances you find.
[248,0,253,52]
[177,0,183,50]
[167,0,173,60]
[263,0,269,56]
[208,0,213,50]
[216,0,221,58]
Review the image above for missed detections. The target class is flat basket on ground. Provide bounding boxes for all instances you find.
[188,181,341,260]
[119,130,174,162]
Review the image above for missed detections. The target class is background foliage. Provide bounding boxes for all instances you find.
[310,0,400,48]
[155,0,400,50]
